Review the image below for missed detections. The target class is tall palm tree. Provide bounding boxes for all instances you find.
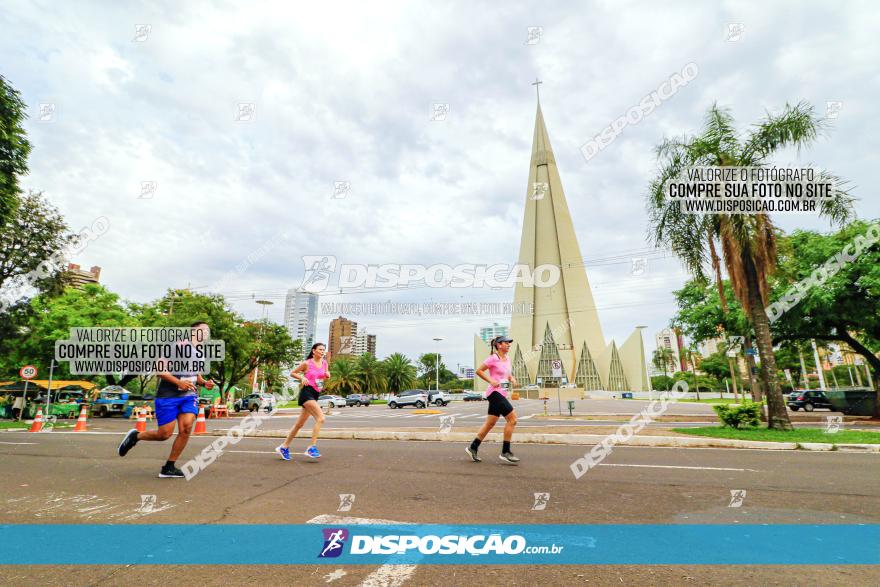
[648,102,854,430]
[325,357,362,395]
[382,353,417,393]
[652,347,675,377]
[355,353,387,395]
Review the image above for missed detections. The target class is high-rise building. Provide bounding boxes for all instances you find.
[479,323,509,343]
[353,331,377,357]
[655,328,684,373]
[329,316,358,360]
[283,289,318,356]
[65,264,101,288]
[476,99,649,392]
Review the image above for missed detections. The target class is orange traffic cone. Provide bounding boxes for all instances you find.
[135,408,147,432]
[73,405,89,432]
[193,406,207,434]
[28,408,44,432]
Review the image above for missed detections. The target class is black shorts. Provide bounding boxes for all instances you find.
[487,391,514,417]
[298,386,320,406]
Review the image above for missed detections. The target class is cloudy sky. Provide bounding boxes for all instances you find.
[3,0,878,369]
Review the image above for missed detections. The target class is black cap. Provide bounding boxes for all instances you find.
[495,336,513,343]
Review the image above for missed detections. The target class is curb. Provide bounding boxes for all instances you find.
[207,428,879,452]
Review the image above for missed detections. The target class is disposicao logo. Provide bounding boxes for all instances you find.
[318,528,349,558]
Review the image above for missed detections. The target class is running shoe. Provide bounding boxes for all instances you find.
[158,464,185,478]
[275,445,291,461]
[499,452,520,464]
[117,429,139,457]
[306,445,321,459]
[465,445,481,462]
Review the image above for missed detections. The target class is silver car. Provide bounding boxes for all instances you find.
[317,395,347,409]
[387,390,428,409]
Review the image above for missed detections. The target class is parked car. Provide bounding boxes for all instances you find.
[387,390,429,409]
[346,394,371,407]
[463,392,484,401]
[234,393,277,413]
[318,395,347,409]
[788,390,834,412]
[91,387,130,417]
[427,390,452,406]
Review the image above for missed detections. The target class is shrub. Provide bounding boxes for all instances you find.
[713,401,762,429]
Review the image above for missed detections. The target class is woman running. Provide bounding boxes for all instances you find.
[276,343,330,461]
[467,335,520,464]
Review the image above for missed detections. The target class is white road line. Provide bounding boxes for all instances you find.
[0,441,38,445]
[307,514,417,587]
[599,463,759,472]
[228,450,277,454]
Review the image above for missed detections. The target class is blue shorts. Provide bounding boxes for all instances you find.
[155,395,199,426]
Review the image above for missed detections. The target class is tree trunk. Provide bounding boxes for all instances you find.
[743,256,792,430]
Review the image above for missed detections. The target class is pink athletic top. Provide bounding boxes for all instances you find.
[303,359,329,391]
[482,353,512,398]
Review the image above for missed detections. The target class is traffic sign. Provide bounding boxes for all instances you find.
[551,360,562,378]
[20,365,37,380]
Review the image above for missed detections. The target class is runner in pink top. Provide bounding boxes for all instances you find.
[277,343,330,461]
[468,336,520,464]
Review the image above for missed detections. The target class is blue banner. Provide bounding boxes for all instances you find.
[1,524,876,565]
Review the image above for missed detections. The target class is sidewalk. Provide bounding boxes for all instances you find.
[208,426,880,453]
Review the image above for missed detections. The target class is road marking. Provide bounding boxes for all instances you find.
[228,450,277,454]
[307,514,417,587]
[599,463,759,472]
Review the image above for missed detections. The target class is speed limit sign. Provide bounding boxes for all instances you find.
[20,365,37,380]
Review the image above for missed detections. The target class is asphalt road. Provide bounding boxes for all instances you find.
[0,430,877,586]
[59,399,857,434]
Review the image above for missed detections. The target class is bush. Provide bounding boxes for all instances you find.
[713,401,762,429]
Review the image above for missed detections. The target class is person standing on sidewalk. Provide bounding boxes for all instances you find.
[467,336,520,464]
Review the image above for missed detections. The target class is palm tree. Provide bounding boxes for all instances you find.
[652,347,675,377]
[682,346,703,400]
[382,353,417,393]
[355,353,387,395]
[648,102,854,430]
[325,357,362,395]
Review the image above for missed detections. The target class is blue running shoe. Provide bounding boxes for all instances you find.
[306,445,321,459]
[275,445,291,461]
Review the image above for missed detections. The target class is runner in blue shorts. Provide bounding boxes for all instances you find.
[117,321,215,478]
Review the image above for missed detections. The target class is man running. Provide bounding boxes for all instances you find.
[467,335,520,464]
[118,321,215,478]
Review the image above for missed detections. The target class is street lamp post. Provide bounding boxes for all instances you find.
[636,326,652,400]
[254,300,274,393]
[432,337,444,392]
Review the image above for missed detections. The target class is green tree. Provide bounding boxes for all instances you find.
[648,102,855,429]
[382,353,417,393]
[154,290,301,395]
[652,347,675,376]
[768,220,880,417]
[8,284,133,381]
[0,75,32,226]
[354,353,386,395]
[325,357,361,395]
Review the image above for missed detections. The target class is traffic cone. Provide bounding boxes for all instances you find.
[193,406,207,434]
[73,405,89,432]
[135,408,147,432]
[28,409,44,432]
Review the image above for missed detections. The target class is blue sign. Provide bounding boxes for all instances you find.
[0,524,877,565]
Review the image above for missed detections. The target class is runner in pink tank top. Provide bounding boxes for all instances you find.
[469,336,520,464]
[276,343,330,461]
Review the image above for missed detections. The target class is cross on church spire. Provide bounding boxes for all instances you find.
[532,78,542,103]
